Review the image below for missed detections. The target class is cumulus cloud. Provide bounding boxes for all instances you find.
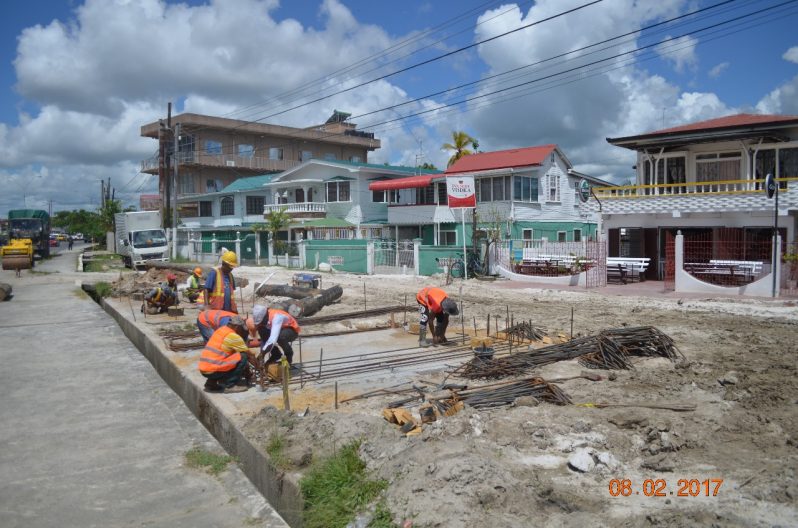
[784,46,798,64]
[708,62,729,79]
[655,35,698,73]
[756,75,798,115]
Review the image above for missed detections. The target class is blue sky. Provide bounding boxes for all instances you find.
[1,0,797,215]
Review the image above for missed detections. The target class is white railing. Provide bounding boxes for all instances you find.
[264,202,327,215]
[593,177,798,199]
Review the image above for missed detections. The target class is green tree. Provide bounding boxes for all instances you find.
[264,207,291,254]
[418,162,438,170]
[442,130,478,168]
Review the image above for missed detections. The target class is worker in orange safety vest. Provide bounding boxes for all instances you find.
[250,304,301,367]
[198,316,255,393]
[203,251,238,313]
[416,286,459,347]
[197,309,238,343]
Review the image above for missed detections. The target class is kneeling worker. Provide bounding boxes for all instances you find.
[416,286,459,347]
[198,316,254,393]
[185,267,204,303]
[143,284,178,314]
[251,305,301,367]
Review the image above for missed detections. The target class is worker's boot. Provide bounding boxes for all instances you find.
[418,326,431,348]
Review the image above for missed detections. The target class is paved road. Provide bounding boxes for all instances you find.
[0,244,287,528]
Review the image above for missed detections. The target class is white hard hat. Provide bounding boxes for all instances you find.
[252,304,267,325]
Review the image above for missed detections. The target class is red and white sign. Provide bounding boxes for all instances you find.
[446,176,476,208]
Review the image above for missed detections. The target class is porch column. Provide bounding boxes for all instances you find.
[413,238,421,276]
[298,234,306,269]
[267,233,275,266]
[395,225,399,242]
[367,240,375,275]
[255,232,261,266]
[674,231,685,292]
[235,231,241,261]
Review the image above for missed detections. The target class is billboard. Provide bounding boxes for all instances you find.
[446,176,476,208]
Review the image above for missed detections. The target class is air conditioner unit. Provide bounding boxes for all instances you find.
[226,160,236,167]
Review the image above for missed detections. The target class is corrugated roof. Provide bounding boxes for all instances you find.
[445,145,557,174]
[640,113,798,136]
[369,174,436,191]
[330,159,442,175]
[221,174,276,192]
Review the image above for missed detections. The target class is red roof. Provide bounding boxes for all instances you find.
[445,144,557,174]
[369,174,436,191]
[642,113,798,136]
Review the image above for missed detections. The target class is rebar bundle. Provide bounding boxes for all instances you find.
[432,377,571,410]
[453,326,682,380]
[504,321,546,342]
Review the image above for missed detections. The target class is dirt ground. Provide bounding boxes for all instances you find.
[122,266,798,527]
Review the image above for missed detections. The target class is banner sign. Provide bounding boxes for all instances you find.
[447,176,476,208]
[765,173,776,199]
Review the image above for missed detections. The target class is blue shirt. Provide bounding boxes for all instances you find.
[204,268,234,311]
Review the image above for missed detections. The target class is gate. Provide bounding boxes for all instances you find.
[584,240,607,288]
[374,240,414,274]
[664,231,675,291]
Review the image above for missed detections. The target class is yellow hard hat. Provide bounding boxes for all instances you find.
[221,251,238,267]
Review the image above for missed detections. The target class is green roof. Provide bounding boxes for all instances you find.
[325,159,442,175]
[290,218,353,228]
[327,175,356,181]
[221,174,276,192]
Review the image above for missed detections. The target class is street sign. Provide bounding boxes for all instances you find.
[765,173,776,199]
[446,176,476,208]
[578,179,591,203]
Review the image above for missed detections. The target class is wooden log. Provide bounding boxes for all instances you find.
[0,282,12,302]
[269,285,343,318]
[256,283,319,299]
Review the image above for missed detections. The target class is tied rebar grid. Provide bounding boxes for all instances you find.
[453,326,683,380]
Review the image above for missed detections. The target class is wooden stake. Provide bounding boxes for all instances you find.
[363,282,367,312]
[403,294,407,325]
[570,306,574,340]
[299,336,304,388]
[487,314,490,337]
[334,381,338,410]
[473,316,477,336]
[460,301,465,345]
[281,362,291,411]
[318,347,323,379]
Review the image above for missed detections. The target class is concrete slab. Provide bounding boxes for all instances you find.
[0,245,287,528]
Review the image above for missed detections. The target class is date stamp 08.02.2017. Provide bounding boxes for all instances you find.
[608,478,723,497]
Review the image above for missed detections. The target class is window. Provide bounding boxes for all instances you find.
[205,140,222,155]
[206,179,222,193]
[326,181,351,202]
[178,173,195,194]
[522,229,533,240]
[573,229,582,242]
[440,230,457,245]
[372,189,398,203]
[199,201,212,217]
[220,196,234,216]
[417,186,435,205]
[696,152,741,184]
[476,176,511,202]
[778,147,798,179]
[437,182,448,205]
[246,196,264,215]
[324,153,337,161]
[295,189,305,203]
[478,178,491,202]
[547,174,560,202]
[300,150,313,162]
[269,147,283,160]
[557,231,567,242]
[238,144,253,158]
[349,155,362,163]
[513,176,539,202]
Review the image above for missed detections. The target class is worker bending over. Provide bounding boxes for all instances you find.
[185,267,204,303]
[198,316,254,393]
[143,282,178,315]
[416,286,459,347]
[196,309,238,343]
[204,251,238,313]
[251,304,301,367]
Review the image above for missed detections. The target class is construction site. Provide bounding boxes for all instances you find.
[85,260,798,528]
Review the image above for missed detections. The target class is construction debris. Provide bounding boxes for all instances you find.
[430,377,571,410]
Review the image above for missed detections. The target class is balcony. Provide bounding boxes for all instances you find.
[387,204,456,225]
[590,177,797,216]
[264,202,327,217]
[141,152,300,174]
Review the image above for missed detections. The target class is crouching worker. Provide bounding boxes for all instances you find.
[142,284,178,314]
[251,305,301,367]
[184,267,204,303]
[196,309,238,343]
[199,316,255,393]
[416,286,459,347]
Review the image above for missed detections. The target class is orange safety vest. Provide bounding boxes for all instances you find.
[208,266,237,312]
[416,287,447,315]
[199,326,242,374]
[198,309,237,330]
[269,309,300,334]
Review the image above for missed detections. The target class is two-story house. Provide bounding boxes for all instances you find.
[140,110,380,218]
[596,114,798,285]
[368,144,607,247]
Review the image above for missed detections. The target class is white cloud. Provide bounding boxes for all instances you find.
[708,62,729,79]
[784,46,798,64]
[655,35,698,73]
[756,75,798,115]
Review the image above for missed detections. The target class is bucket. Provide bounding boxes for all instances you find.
[474,346,494,360]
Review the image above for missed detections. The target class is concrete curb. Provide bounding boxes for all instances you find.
[98,296,304,527]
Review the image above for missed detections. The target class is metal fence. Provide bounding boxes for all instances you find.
[374,239,414,274]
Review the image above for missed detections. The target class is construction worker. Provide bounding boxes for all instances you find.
[185,267,204,303]
[143,284,178,314]
[198,316,254,393]
[416,286,459,347]
[203,251,238,313]
[197,309,238,343]
[162,273,180,302]
[251,304,301,367]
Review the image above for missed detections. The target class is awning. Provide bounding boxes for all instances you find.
[369,174,435,191]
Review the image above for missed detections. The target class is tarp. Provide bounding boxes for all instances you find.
[368,175,435,191]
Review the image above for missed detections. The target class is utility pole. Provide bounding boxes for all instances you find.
[165,102,172,229]
[172,122,180,258]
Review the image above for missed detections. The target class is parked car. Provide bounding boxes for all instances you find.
[73,232,83,241]
[56,233,68,241]
[49,235,59,247]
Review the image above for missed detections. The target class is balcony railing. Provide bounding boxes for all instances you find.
[593,177,795,199]
[264,202,327,215]
[141,152,300,173]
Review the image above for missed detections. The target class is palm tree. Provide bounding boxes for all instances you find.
[442,131,478,167]
[264,207,291,253]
